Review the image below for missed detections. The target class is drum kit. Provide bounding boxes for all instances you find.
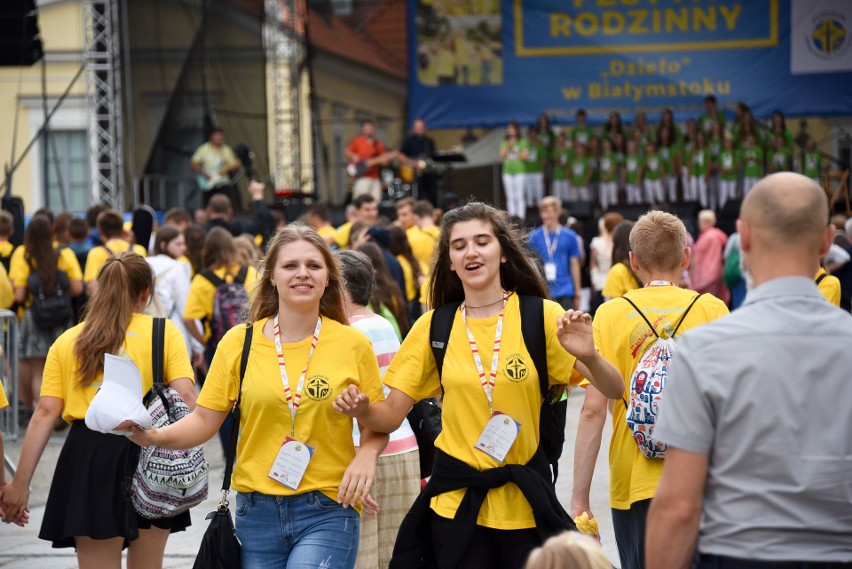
[347,151,466,205]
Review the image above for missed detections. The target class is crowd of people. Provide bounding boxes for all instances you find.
[0,166,850,569]
[500,98,826,219]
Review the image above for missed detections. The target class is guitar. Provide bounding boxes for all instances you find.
[196,168,232,191]
[346,151,401,179]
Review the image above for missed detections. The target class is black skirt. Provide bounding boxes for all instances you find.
[40,421,191,549]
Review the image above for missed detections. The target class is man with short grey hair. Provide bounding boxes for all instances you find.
[646,172,852,568]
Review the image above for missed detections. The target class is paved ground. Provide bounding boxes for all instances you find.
[0,389,618,568]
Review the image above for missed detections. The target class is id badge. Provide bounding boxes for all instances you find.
[544,262,557,282]
[474,412,520,463]
[268,437,315,490]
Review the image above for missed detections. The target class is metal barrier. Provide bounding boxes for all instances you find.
[0,310,19,478]
[0,310,19,439]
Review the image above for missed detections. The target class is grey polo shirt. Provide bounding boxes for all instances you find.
[655,276,852,562]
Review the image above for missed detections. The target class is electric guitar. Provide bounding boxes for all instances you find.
[196,168,232,191]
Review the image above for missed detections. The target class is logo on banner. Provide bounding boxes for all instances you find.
[808,11,847,57]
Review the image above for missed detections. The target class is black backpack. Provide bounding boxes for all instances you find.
[429,294,568,485]
[27,266,74,330]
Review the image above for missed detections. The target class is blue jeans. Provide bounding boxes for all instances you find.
[235,491,360,569]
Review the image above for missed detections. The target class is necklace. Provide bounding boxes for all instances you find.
[464,296,505,309]
[278,327,314,343]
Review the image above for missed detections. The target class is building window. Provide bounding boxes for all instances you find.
[43,130,90,212]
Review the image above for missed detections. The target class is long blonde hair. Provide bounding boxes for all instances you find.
[247,224,348,325]
[74,252,154,385]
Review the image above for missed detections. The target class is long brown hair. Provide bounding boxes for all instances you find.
[74,252,154,385]
[24,215,60,295]
[356,241,410,336]
[247,224,348,326]
[202,227,237,269]
[387,225,423,295]
[429,202,548,308]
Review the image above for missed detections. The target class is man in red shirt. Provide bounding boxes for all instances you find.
[347,120,396,202]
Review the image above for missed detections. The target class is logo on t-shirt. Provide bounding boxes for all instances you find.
[503,353,528,383]
[305,375,332,401]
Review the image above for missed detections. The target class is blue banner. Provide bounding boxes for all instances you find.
[408,0,852,128]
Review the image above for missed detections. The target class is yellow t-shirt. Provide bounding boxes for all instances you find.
[196,317,384,507]
[397,254,418,302]
[0,263,13,310]
[0,380,8,409]
[384,294,582,529]
[407,227,437,268]
[334,221,353,249]
[593,286,729,510]
[816,268,841,306]
[84,239,148,283]
[41,313,194,423]
[317,225,337,245]
[602,262,641,299]
[0,241,14,267]
[183,264,259,342]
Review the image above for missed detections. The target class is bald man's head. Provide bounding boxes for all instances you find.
[740,173,829,255]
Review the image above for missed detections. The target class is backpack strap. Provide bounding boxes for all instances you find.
[621,295,659,338]
[222,323,253,493]
[519,295,548,400]
[152,317,165,387]
[200,268,225,288]
[815,272,828,286]
[234,265,249,285]
[671,293,704,338]
[429,301,461,394]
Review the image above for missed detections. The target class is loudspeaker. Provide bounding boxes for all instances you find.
[0,0,43,66]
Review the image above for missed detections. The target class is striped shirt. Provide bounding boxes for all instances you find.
[350,313,418,455]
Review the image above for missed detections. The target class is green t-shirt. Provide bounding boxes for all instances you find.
[599,152,618,182]
[769,149,790,173]
[552,146,572,181]
[699,110,725,134]
[719,150,739,181]
[803,151,822,179]
[741,145,764,178]
[690,147,709,176]
[501,139,527,175]
[570,156,591,186]
[524,142,545,174]
[708,138,723,160]
[624,153,642,185]
[572,127,593,147]
[644,152,663,181]
[659,144,679,173]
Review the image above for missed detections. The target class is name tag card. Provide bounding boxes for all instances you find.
[474,412,520,463]
[269,437,315,490]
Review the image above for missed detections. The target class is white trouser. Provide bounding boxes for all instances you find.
[353,177,382,202]
[626,183,643,204]
[743,176,759,197]
[719,179,736,211]
[524,173,544,207]
[692,176,708,207]
[644,179,665,204]
[575,185,591,202]
[666,175,679,203]
[600,181,618,210]
[552,179,569,201]
[503,173,526,218]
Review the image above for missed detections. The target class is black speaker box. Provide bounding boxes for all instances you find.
[0,0,43,66]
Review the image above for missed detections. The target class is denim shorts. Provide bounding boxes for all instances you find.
[235,490,360,569]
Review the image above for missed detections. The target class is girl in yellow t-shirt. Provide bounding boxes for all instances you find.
[129,225,387,569]
[1,252,196,566]
[9,215,84,421]
[602,220,642,301]
[333,202,624,568]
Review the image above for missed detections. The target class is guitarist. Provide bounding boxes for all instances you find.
[399,118,438,206]
[347,119,397,202]
[189,127,242,208]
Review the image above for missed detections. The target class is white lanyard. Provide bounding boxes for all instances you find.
[542,227,561,261]
[645,280,675,287]
[459,291,508,416]
[273,314,322,436]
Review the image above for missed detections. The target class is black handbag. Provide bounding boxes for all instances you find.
[193,324,252,569]
[406,397,442,479]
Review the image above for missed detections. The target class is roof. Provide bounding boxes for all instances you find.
[308,7,406,80]
[363,0,407,73]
